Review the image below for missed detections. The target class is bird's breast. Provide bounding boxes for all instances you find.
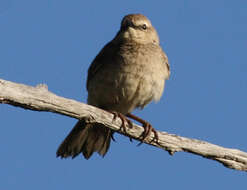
[87,43,168,113]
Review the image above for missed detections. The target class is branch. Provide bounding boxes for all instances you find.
[0,78,247,172]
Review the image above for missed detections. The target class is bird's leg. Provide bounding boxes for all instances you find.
[109,111,133,142]
[126,113,159,144]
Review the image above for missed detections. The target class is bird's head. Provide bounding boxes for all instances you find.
[115,14,160,45]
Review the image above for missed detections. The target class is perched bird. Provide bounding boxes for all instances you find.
[56,14,170,159]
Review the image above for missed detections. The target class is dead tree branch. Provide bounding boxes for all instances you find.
[0,78,247,171]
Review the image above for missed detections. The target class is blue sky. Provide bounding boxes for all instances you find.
[0,0,246,189]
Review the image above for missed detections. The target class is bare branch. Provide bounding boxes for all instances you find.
[0,78,247,172]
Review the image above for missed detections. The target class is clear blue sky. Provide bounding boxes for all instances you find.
[0,0,246,189]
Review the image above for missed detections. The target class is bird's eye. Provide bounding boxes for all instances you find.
[142,24,147,30]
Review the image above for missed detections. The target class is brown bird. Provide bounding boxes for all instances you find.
[56,14,170,159]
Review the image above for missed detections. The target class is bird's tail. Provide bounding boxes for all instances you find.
[56,120,112,159]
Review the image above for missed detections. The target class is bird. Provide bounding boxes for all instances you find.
[56,13,170,159]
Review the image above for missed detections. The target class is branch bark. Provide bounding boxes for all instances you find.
[0,78,247,172]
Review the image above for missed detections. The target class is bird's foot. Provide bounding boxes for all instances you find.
[110,132,116,142]
[109,111,133,142]
[126,113,159,145]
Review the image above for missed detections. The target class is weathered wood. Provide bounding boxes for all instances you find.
[0,78,247,171]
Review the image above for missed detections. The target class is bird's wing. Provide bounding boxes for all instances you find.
[86,42,116,90]
[161,50,170,80]
[166,61,170,79]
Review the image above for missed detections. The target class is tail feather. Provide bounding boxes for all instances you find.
[98,128,112,156]
[56,120,112,159]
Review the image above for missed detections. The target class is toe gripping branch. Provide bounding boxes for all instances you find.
[109,111,159,145]
[110,111,133,142]
[126,113,159,145]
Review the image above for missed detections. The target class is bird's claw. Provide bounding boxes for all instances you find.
[109,111,133,142]
[126,113,159,145]
[137,122,159,146]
